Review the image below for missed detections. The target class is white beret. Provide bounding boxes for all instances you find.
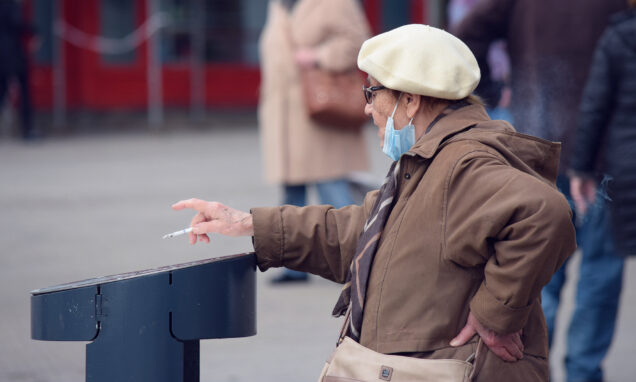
[358,24,480,100]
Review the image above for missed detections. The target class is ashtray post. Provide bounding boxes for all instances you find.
[31,253,257,382]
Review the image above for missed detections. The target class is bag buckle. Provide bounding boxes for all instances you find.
[379,365,393,381]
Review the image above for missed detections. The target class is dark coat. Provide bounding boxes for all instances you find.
[252,104,576,381]
[0,0,31,77]
[570,9,636,256]
[455,0,626,173]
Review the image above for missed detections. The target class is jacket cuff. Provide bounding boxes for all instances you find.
[469,282,533,334]
[251,207,285,272]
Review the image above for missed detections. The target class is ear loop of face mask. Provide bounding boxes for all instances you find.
[382,93,416,161]
[382,93,401,151]
[391,93,402,117]
[391,94,416,127]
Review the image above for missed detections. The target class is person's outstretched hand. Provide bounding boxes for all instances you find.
[450,311,524,362]
[171,198,254,244]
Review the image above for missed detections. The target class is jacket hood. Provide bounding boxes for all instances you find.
[407,104,561,185]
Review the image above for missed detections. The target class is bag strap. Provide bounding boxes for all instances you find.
[467,337,486,381]
[336,304,351,346]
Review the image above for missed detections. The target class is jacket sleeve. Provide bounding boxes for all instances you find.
[314,0,371,72]
[251,190,378,283]
[454,0,513,107]
[569,29,618,175]
[443,153,576,334]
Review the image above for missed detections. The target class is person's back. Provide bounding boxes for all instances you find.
[455,0,626,170]
[571,7,636,255]
[598,8,636,189]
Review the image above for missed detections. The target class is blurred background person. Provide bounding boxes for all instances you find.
[0,0,38,141]
[566,2,636,379]
[455,1,628,381]
[571,0,636,256]
[446,0,512,122]
[258,0,371,284]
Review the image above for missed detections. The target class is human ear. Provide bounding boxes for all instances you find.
[404,93,421,119]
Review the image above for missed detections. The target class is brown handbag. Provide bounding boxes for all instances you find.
[301,67,368,130]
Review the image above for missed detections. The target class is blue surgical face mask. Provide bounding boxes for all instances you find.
[382,94,415,161]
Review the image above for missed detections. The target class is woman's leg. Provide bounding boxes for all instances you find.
[283,183,307,207]
[315,178,354,208]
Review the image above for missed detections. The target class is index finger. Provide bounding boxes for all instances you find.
[172,198,208,211]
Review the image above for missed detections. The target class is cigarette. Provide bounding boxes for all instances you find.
[162,227,193,239]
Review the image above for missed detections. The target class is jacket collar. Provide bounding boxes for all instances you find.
[407,103,491,159]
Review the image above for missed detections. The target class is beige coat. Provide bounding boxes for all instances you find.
[258,0,370,184]
[252,105,576,381]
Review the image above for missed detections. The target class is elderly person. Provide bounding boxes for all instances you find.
[173,25,575,381]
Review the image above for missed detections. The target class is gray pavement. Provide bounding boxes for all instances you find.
[0,121,634,381]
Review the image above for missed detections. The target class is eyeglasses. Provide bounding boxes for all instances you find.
[362,85,387,104]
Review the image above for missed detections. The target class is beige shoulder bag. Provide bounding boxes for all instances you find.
[317,308,483,382]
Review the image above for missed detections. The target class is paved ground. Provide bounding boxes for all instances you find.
[0,119,634,381]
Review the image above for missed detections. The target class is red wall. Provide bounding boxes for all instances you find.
[27,0,428,111]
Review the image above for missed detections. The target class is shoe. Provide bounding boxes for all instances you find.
[270,273,309,284]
